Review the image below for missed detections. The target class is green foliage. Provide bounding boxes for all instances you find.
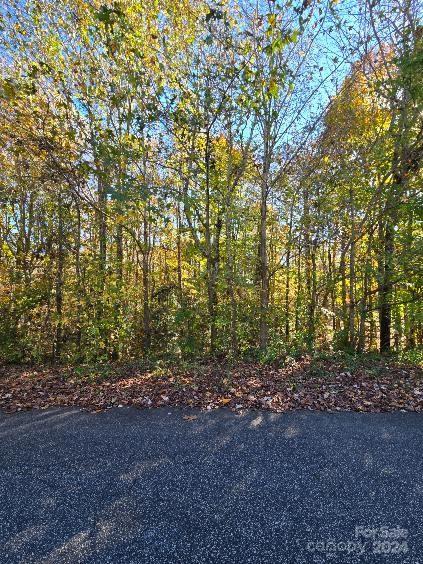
[74,363,115,382]
[0,0,421,365]
[397,347,423,367]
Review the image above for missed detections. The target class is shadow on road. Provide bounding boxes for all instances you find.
[1,408,422,563]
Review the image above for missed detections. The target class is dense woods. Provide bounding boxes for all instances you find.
[0,0,421,364]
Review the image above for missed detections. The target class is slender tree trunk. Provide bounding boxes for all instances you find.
[295,243,302,333]
[358,231,373,353]
[394,293,402,351]
[303,186,315,349]
[284,206,293,340]
[339,235,348,347]
[348,188,356,348]
[75,199,82,357]
[116,224,123,288]
[176,200,183,305]
[379,217,394,353]
[98,177,107,292]
[204,129,221,353]
[259,124,270,350]
[96,173,107,355]
[54,193,64,360]
[310,243,317,348]
[328,248,336,333]
[205,130,214,351]
[206,253,218,353]
[369,293,377,350]
[142,207,151,351]
[225,183,237,355]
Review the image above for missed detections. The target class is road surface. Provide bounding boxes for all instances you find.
[0,408,422,563]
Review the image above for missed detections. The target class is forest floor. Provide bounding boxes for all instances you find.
[0,353,422,413]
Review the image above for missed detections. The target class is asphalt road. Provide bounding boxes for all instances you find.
[0,408,422,563]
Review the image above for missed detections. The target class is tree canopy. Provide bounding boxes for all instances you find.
[0,0,421,363]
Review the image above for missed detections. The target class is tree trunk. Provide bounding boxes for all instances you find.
[379,216,394,353]
[75,198,82,358]
[358,232,373,353]
[96,173,107,355]
[348,188,356,348]
[339,235,348,346]
[259,126,270,350]
[142,208,151,351]
[284,206,293,340]
[295,243,302,333]
[204,129,221,353]
[54,193,64,360]
[303,186,316,349]
[225,190,237,356]
[176,200,183,304]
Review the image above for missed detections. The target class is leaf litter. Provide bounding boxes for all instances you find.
[0,356,421,414]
